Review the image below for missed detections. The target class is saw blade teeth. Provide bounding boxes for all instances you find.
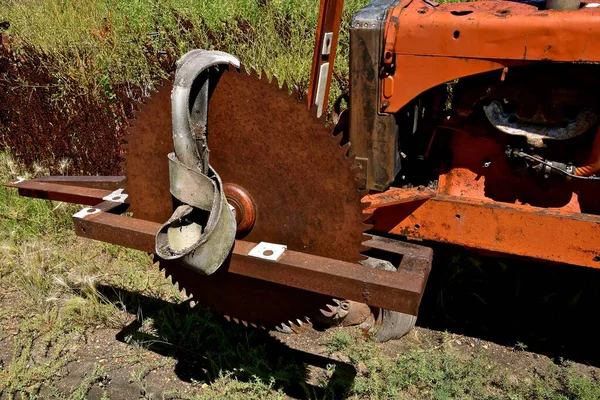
[260,69,269,83]
[239,64,251,76]
[277,323,294,334]
[339,142,351,157]
[224,315,231,322]
[227,61,240,73]
[320,304,337,318]
[140,60,370,328]
[279,80,289,93]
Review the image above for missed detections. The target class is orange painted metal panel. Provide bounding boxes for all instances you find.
[368,195,600,268]
[390,0,600,62]
[381,0,600,112]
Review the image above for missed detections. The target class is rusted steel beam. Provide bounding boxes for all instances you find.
[364,234,432,278]
[72,211,429,315]
[363,187,436,214]
[74,210,158,253]
[33,176,125,191]
[4,180,114,205]
[369,195,600,268]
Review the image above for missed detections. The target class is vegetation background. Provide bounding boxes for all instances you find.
[1,0,600,399]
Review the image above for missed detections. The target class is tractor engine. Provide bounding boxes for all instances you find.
[351,0,600,267]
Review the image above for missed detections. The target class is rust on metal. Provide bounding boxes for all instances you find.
[4,180,113,205]
[123,80,173,223]
[369,196,600,268]
[121,66,370,327]
[72,210,429,315]
[381,0,600,112]
[224,183,257,237]
[124,67,367,263]
[33,175,125,191]
[363,187,436,214]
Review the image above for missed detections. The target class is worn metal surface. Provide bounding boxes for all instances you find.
[349,0,400,191]
[72,210,430,317]
[381,0,600,113]
[307,0,345,116]
[363,187,436,214]
[369,195,600,268]
[155,51,239,275]
[224,183,257,236]
[4,180,113,205]
[202,67,369,263]
[123,80,173,223]
[483,101,598,147]
[546,0,581,10]
[33,176,125,191]
[122,65,369,326]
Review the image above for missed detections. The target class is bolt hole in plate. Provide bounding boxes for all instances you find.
[248,242,287,261]
[594,256,600,262]
[73,207,101,219]
[453,30,461,39]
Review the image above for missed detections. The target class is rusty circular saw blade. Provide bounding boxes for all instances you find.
[123,65,368,328]
[123,79,173,223]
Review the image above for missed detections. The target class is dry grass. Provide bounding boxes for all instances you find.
[1,0,369,103]
[2,1,600,398]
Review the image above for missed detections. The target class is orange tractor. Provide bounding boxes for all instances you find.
[6,0,600,340]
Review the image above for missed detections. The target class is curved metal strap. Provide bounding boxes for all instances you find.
[155,50,240,275]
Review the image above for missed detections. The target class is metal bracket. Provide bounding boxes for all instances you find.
[248,242,287,261]
[73,207,101,219]
[102,188,128,203]
[155,50,240,275]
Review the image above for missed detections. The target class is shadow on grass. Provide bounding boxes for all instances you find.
[97,285,355,399]
[417,243,600,367]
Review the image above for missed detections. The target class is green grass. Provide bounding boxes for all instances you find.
[2,1,600,398]
[2,150,600,397]
[1,0,370,104]
[325,329,600,400]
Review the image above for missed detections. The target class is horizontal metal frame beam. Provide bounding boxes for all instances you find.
[5,177,432,315]
[73,210,430,315]
[33,175,125,191]
[4,180,114,206]
[369,195,600,268]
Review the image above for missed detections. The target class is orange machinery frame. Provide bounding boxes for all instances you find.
[361,0,600,269]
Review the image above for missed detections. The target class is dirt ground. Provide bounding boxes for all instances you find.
[2,250,600,400]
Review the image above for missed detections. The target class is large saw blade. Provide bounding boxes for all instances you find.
[124,65,368,327]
